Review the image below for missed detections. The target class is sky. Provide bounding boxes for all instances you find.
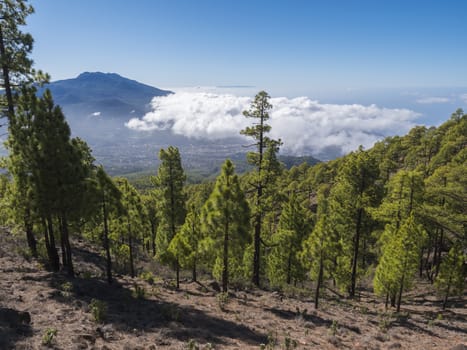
[23,0,467,155]
[28,1,467,92]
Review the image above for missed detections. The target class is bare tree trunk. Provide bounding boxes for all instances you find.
[192,259,197,282]
[59,216,68,267]
[176,258,180,289]
[222,219,229,292]
[442,275,452,310]
[0,24,15,121]
[102,198,112,284]
[350,207,363,297]
[150,221,156,257]
[24,208,37,258]
[46,216,60,272]
[286,249,292,285]
[62,214,74,277]
[252,213,261,287]
[315,255,324,309]
[128,222,135,278]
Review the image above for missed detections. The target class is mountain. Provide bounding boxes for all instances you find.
[38,72,319,176]
[42,72,172,121]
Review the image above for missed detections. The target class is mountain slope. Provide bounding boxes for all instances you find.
[41,72,172,120]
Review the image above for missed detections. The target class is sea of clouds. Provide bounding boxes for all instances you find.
[125,90,420,157]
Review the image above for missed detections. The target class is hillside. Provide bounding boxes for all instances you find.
[41,72,172,121]
[1,229,465,350]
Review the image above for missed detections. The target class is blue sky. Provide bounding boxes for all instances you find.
[27,0,467,125]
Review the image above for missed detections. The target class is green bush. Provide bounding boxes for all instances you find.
[216,292,229,311]
[132,284,146,299]
[42,327,57,346]
[139,271,155,284]
[90,299,107,323]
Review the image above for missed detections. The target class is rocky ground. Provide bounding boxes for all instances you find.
[0,228,466,350]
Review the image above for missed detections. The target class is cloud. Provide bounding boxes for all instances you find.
[91,111,101,117]
[416,97,450,104]
[126,92,420,156]
[460,94,467,104]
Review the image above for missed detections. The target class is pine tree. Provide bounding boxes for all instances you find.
[32,89,82,276]
[115,177,146,278]
[7,88,94,275]
[168,204,202,282]
[301,185,339,308]
[267,192,309,288]
[435,243,466,309]
[152,146,186,288]
[372,169,424,306]
[374,215,426,312]
[328,148,380,296]
[0,0,48,125]
[5,87,38,256]
[201,160,250,292]
[95,166,122,284]
[142,194,158,257]
[241,91,282,287]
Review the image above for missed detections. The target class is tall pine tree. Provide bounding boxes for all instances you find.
[241,91,281,287]
[152,146,186,288]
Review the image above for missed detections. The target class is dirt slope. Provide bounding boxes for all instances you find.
[0,229,465,350]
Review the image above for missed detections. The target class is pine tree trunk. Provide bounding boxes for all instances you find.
[62,214,74,277]
[390,293,396,307]
[425,242,433,282]
[396,280,404,312]
[286,249,292,285]
[435,230,443,277]
[42,218,51,260]
[315,255,324,309]
[361,236,367,271]
[442,275,452,310]
[176,258,180,289]
[397,267,407,313]
[102,198,112,284]
[24,209,37,258]
[192,259,197,282]
[46,216,60,272]
[0,24,15,121]
[128,223,135,278]
[151,221,156,257]
[419,247,424,278]
[222,219,229,292]
[252,213,261,287]
[59,216,68,267]
[350,207,363,298]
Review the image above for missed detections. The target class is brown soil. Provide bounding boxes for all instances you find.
[0,228,465,350]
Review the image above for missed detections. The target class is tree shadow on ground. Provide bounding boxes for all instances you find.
[390,317,440,338]
[0,307,33,350]
[72,245,107,271]
[264,306,361,334]
[408,307,467,322]
[49,274,267,347]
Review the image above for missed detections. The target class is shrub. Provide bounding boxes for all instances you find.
[216,292,229,311]
[90,299,107,323]
[132,284,146,299]
[139,271,155,284]
[42,327,57,346]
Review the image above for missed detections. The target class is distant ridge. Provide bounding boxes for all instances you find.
[41,72,172,120]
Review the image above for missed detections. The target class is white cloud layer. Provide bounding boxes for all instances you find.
[416,97,450,104]
[126,92,420,156]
